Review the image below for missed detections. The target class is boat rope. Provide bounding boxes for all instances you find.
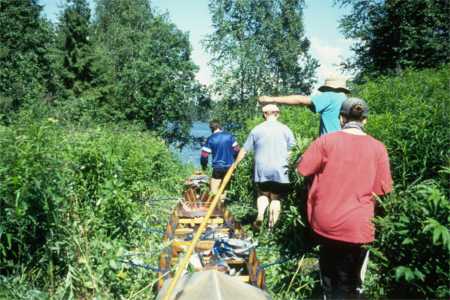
[146,195,180,205]
[118,258,160,272]
[260,253,303,269]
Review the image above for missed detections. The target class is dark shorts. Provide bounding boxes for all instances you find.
[212,168,229,180]
[256,181,290,197]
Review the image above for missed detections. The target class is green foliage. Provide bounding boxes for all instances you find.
[336,0,450,79]
[93,0,199,143]
[0,0,57,122]
[359,65,450,186]
[191,84,213,121]
[366,179,450,299]
[206,0,318,129]
[57,0,96,98]
[0,117,190,298]
[1,0,200,144]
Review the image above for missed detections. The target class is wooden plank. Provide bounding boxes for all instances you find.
[174,228,194,235]
[238,275,250,282]
[227,259,246,265]
[177,217,224,225]
[173,240,215,251]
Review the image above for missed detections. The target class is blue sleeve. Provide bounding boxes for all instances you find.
[311,93,332,113]
[200,137,211,170]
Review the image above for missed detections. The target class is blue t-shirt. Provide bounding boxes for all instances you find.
[202,131,238,170]
[243,119,296,183]
[311,92,347,135]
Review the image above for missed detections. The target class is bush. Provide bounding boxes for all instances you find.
[360,65,450,186]
[0,118,190,298]
[366,178,450,299]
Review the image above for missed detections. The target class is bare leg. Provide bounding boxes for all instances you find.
[269,198,281,229]
[256,195,269,222]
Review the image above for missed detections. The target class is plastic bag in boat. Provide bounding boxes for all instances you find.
[212,238,257,260]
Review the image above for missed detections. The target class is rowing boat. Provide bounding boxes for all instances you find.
[156,174,269,300]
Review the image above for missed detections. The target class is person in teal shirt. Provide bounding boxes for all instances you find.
[259,77,349,135]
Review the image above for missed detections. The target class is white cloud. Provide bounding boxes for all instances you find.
[192,52,213,86]
[190,43,213,86]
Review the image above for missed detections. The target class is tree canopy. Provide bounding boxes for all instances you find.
[0,0,202,144]
[336,0,450,79]
[0,0,56,122]
[205,0,318,128]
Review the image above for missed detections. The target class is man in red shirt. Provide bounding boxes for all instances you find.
[297,97,393,299]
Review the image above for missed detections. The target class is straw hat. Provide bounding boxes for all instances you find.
[262,104,280,113]
[318,77,350,93]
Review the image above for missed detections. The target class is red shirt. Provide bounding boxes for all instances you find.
[297,131,393,244]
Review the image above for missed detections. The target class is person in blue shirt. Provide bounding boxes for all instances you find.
[258,77,349,136]
[200,120,240,194]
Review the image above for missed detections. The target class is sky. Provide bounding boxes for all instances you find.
[41,0,353,92]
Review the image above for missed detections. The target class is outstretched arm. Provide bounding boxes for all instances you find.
[259,95,312,106]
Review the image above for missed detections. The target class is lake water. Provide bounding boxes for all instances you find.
[172,121,210,168]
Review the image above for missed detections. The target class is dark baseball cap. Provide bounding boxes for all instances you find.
[340,97,369,117]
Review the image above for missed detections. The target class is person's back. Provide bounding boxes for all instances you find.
[201,120,239,194]
[296,97,393,299]
[299,131,391,243]
[236,104,296,230]
[205,131,237,171]
[311,91,346,135]
[247,119,294,183]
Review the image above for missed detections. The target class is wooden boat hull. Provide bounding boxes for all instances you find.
[157,178,266,292]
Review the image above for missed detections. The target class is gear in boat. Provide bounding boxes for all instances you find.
[156,174,269,299]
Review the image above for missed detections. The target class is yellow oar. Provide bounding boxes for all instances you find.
[162,163,237,300]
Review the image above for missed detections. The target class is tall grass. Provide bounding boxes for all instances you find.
[0,117,191,298]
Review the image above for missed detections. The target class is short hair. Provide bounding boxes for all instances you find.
[340,97,369,121]
[209,120,221,131]
[347,104,365,121]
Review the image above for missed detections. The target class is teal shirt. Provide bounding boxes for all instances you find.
[311,92,347,135]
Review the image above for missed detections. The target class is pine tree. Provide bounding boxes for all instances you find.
[58,0,95,97]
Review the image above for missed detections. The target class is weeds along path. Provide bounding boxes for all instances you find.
[0,121,192,299]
